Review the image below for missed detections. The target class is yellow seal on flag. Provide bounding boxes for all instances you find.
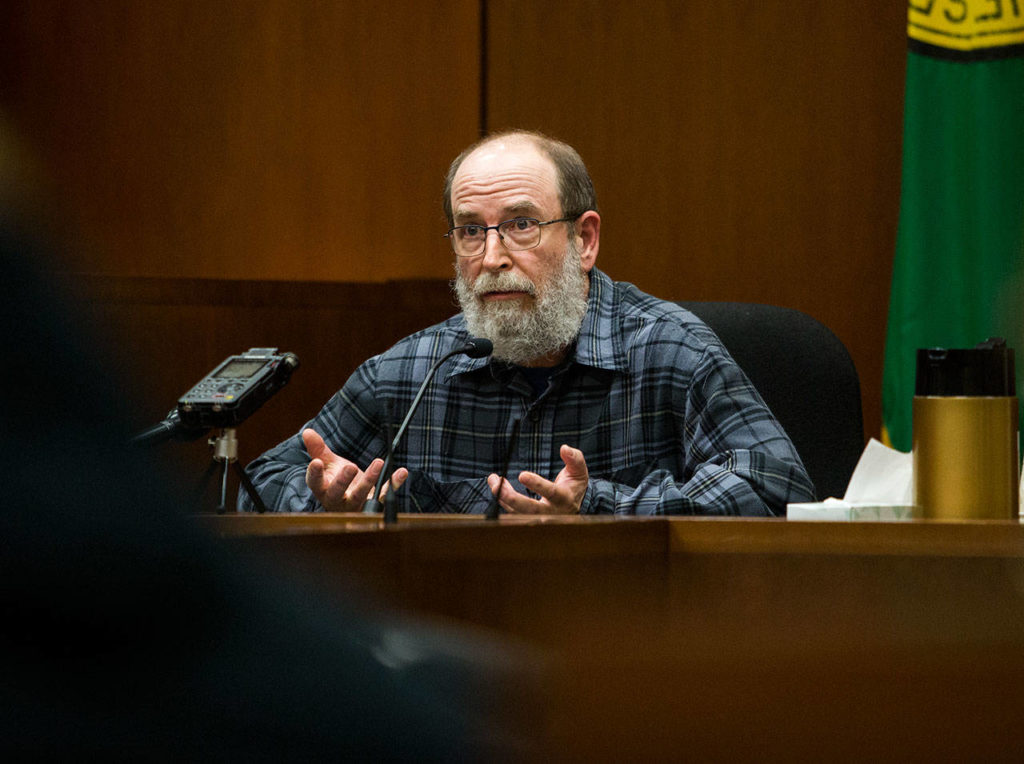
[909,0,1024,52]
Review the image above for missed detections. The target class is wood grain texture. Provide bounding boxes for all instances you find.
[207,515,1024,759]
[1,1,907,438]
[486,1,906,439]
[66,275,457,502]
[0,0,479,281]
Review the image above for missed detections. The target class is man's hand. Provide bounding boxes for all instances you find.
[486,444,589,514]
[303,428,408,512]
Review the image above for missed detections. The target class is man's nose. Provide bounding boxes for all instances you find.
[480,227,513,270]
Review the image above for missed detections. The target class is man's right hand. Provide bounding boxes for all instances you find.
[302,429,408,512]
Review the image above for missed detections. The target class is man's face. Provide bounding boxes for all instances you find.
[449,138,591,365]
[450,138,576,305]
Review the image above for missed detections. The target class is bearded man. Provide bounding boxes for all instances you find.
[242,130,815,515]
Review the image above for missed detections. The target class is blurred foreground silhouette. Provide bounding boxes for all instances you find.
[0,115,538,760]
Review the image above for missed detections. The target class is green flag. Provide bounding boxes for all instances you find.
[882,2,1024,451]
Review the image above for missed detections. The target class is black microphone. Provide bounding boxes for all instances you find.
[363,337,493,523]
[460,337,493,359]
[130,409,208,447]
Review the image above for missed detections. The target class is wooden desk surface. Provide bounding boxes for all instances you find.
[199,511,1024,556]
[197,514,1024,759]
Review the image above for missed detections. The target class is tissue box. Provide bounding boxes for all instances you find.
[787,439,916,520]
[787,501,916,521]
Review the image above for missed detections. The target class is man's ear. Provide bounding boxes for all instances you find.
[576,210,600,272]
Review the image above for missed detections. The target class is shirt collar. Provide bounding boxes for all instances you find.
[572,267,627,372]
[445,266,627,378]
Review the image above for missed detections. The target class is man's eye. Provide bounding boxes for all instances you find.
[513,218,534,231]
[461,225,483,238]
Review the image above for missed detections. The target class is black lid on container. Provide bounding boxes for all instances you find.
[915,338,1016,396]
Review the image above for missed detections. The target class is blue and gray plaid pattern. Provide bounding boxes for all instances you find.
[241,268,814,515]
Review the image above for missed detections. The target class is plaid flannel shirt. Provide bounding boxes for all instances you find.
[241,268,814,515]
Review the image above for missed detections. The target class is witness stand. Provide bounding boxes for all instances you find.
[198,513,1024,760]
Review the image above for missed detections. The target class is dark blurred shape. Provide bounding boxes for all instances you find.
[0,120,537,759]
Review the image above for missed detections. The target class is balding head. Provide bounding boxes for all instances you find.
[443,130,598,228]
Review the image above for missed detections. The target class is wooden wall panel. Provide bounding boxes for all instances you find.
[2,1,907,442]
[0,0,478,281]
[68,276,457,508]
[486,1,906,441]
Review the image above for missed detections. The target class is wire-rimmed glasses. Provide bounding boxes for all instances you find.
[444,215,579,258]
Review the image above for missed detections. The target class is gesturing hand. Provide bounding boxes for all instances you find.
[303,429,408,512]
[486,444,589,515]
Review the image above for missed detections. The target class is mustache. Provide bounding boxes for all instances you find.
[470,271,537,297]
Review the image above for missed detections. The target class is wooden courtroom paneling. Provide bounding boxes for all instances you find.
[69,275,457,504]
[486,1,906,440]
[0,0,478,282]
[204,515,1024,759]
[1,1,906,441]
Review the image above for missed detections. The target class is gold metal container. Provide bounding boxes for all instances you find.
[912,341,1018,520]
[912,396,1018,520]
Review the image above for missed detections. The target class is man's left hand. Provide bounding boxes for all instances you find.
[486,444,589,514]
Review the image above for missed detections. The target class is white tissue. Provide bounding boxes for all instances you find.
[787,438,915,521]
[842,438,913,504]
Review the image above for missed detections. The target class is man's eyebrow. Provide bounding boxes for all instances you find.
[505,201,540,216]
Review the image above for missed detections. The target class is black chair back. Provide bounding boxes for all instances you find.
[678,301,864,501]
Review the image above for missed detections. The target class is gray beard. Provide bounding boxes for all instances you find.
[454,241,589,366]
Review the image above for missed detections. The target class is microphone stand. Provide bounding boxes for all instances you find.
[130,349,299,514]
[485,418,521,520]
[196,427,269,514]
[363,338,493,525]
[364,409,395,517]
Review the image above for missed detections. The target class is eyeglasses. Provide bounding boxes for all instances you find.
[444,215,579,258]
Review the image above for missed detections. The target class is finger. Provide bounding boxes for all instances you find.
[486,474,511,512]
[487,473,517,503]
[495,475,546,514]
[302,428,328,459]
[345,458,384,505]
[560,444,589,477]
[518,470,556,499]
[502,494,546,514]
[323,463,358,504]
[520,467,583,514]
[380,467,409,499]
[306,458,325,492]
